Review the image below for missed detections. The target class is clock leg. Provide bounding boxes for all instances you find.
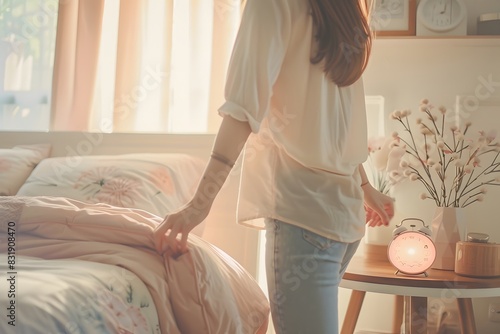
[456,298,477,334]
[341,290,366,334]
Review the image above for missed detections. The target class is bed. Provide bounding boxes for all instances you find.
[0,132,269,334]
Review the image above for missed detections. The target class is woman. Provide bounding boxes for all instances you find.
[154,0,394,332]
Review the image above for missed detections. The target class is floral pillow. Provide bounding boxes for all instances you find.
[0,144,52,196]
[16,153,207,235]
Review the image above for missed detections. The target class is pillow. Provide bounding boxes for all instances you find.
[16,153,207,236]
[0,144,52,196]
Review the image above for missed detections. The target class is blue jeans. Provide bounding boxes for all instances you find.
[265,219,360,334]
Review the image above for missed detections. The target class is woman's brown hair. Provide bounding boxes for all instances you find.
[308,0,372,87]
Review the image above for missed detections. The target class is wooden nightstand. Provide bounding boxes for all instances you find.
[340,245,500,334]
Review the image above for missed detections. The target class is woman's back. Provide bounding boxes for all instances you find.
[219,0,369,242]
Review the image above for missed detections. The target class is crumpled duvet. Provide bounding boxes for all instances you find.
[0,196,269,334]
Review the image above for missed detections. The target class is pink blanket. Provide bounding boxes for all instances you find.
[0,196,269,334]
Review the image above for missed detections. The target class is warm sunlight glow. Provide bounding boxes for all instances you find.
[135,0,167,132]
[169,0,213,132]
[95,0,120,132]
[1,0,241,133]
[93,0,214,133]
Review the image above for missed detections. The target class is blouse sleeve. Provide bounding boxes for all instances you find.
[218,0,292,133]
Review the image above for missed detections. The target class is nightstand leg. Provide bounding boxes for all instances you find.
[341,290,366,334]
[456,298,477,334]
[405,296,427,334]
[393,295,404,333]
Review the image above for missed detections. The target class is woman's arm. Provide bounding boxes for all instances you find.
[154,116,251,254]
[193,115,252,206]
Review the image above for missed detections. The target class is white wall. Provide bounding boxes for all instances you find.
[340,35,500,333]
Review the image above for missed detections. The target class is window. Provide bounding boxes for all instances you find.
[0,0,58,131]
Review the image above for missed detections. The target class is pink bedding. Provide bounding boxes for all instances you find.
[0,196,269,334]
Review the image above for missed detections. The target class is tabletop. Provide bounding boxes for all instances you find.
[340,244,500,297]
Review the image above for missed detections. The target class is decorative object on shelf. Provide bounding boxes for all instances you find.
[477,12,500,35]
[389,99,500,269]
[430,206,466,270]
[416,0,467,36]
[455,232,500,277]
[388,218,436,276]
[370,0,417,36]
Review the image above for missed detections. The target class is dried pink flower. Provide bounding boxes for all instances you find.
[366,136,406,194]
[390,99,500,207]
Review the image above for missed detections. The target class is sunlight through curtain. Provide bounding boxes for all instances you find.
[50,0,105,131]
[51,0,241,133]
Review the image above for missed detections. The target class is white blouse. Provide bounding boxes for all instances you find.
[218,0,368,242]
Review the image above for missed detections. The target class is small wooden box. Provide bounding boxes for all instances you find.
[455,241,500,278]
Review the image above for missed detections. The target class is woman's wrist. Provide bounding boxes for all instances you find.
[361,180,370,187]
[210,151,235,168]
[189,192,214,213]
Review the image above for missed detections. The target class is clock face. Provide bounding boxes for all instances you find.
[418,0,466,32]
[388,231,436,275]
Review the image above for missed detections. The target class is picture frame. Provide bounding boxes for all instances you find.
[370,0,417,36]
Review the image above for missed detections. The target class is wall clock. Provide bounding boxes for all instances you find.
[416,0,467,36]
[387,218,436,276]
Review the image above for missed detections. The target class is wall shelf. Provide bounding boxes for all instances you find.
[373,35,500,47]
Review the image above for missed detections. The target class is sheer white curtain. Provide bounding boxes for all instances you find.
[53,0,242,133]
[102,0,242,133]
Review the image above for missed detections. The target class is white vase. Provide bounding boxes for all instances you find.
[430,206,467,271]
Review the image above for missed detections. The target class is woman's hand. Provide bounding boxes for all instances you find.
[153,200,211,256]
[362,183,395,227]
